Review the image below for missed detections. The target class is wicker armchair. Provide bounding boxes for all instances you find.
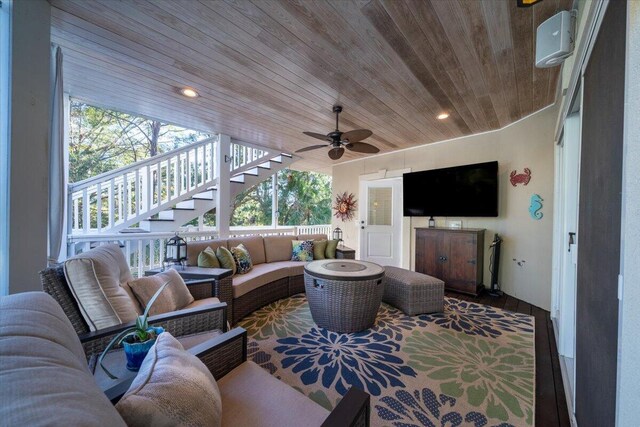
[105,327,371,427]
[40,265,228,361]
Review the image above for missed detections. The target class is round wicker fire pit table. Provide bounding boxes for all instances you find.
[304,259,385,333]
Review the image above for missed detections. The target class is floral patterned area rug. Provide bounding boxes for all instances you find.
[238,295,535,427]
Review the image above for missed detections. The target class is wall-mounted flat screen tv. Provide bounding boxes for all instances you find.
[403,161,498,217]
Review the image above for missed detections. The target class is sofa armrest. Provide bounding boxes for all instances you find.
[187,327,247,380]
[322,387,370,427]
[80,302,228,361]
[104,327,247,405]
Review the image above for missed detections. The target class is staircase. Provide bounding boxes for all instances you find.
[68,136,295,236]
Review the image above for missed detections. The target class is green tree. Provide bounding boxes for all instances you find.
[226,169,331,226]
[69,101,210,183]
[277,170,331,225]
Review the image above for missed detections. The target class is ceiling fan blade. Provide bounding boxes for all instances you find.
[295,144,328,153]
[328,147,345,160]
[341,129,372,143]
[345,141,380,154]
[303,131,331,141]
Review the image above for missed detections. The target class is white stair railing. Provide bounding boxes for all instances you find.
[68,136,219,235]
[230,139,272,175]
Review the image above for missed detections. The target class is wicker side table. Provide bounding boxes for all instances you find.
[304,260,385,333]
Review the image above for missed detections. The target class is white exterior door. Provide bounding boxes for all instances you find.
[552,111,581,406]
[359,178,402,267]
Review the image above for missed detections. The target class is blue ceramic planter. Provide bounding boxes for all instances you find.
[123,327,164,372]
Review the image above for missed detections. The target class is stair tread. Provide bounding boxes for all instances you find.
[171,207,195,210]
[145,218,174,222]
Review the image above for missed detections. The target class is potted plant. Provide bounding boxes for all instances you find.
[99,282,169,379]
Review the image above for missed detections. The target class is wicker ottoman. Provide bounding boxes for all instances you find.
[304,260,385,333]
[383,266,444,315]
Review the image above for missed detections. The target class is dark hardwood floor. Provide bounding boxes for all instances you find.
[445,290,571,427]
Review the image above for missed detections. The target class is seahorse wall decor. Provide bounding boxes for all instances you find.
[529,194,543,220]
[510,168,532,186]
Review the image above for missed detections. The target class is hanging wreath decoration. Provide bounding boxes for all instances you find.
[333,192,358,221]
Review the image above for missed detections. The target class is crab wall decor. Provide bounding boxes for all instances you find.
[510,168,532,187]
[333,192,357,222]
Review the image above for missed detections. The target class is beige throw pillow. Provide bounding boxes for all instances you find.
[63,243,140,331]
[115,333,222,427]
[128,269,194,316]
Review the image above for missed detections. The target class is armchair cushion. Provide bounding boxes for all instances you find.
[128,269,195,316]
[0,292,126,426]
[116,333,222,427]
[64,243,141,331]
[218,361,329,427]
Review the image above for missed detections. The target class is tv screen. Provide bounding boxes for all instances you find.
[403,161,498,217]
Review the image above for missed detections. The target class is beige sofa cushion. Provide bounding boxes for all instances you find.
[297,233,328,241]
[219,361,329,427]
[227,235,266,265]
[0,292,126,426]
[64,243,140,331]
[186,238,228,266]
[269,260,306,277]
[116,333,222,427]
[232,263,289,298]
[263,235,295,263]
[128,269,195,316]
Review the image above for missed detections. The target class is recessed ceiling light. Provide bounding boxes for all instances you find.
[180,87,199,98]
[437,112,449,120]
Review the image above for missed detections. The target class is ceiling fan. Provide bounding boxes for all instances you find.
[297,106,379,160]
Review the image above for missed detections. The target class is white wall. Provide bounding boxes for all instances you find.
[332,105,558,310]
[616,2,640,424]
[8,0,51,293]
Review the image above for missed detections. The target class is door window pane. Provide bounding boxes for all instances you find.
[368,187,392,226]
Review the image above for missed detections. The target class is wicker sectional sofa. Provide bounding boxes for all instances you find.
[186,233,327,324]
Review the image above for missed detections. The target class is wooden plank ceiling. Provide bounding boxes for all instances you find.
[51,0,571,173]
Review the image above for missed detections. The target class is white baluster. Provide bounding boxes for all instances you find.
[96,183,102,233]
[82,188,89,233]
[109,178,115,230]
[123,173,129,221]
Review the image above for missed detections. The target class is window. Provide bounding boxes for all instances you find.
[0,0,12,295]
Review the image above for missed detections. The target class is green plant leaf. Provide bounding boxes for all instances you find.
[98,327,137,379]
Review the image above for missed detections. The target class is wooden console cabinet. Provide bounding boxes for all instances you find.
[415,227,485,296]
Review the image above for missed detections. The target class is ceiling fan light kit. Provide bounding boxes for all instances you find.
[297,105,379,160]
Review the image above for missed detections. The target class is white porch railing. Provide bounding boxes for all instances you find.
[68,136,219,235]
[67,225,331,277]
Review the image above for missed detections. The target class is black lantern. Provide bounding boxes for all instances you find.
[333,227,343,247]
[163,233,187,270]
